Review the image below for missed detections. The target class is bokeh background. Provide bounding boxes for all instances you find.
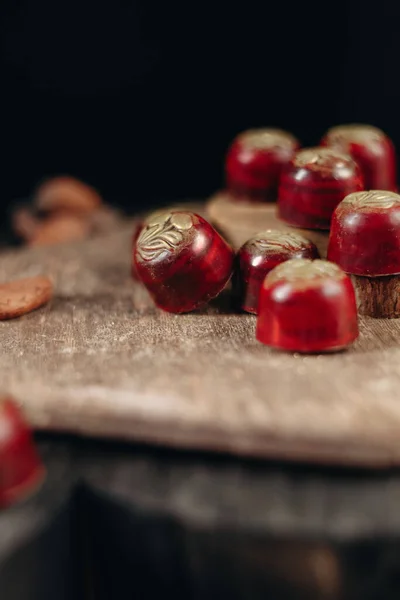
[0,0,398,214]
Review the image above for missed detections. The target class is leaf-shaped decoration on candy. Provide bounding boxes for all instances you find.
[136,212,193,262]
[265,259,344,286]
[327,124,384,145]
[294,147,351,173]
[248,230,310,253]
[342,190,400,210]
[239,129,297,151]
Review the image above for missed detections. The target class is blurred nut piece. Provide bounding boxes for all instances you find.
[12,206,40,241]
[29,214,90,246]
[88,205,122,235]
[0,276,53,320]
[35,176,102,215]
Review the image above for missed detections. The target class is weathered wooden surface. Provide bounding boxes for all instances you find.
[206,192,329,255]
[1,206,400,467]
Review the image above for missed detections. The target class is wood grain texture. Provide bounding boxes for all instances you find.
[1,207,400,467]
[206,191,329,255]
[351,274,400,318]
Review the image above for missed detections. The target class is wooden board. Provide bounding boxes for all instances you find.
[2,201,400,468]
[207,191,330,255]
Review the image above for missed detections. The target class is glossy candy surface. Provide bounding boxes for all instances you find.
[225,129,299,202]
[0,397,44,507]
[256,259,359,353]
[132,208,184,281]
[235,230,319,314]
[328,190,400,276]
[278,147,364,230]
[134,211,234,313]
[322,124,397,191]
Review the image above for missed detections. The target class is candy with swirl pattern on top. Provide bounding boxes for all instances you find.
[133,211,234,313]
[225,128,300,203]
[278,147,364,230]
[321,124,397,191]
[256,259,359,353]
[136,212,193,262]
[328,190,400,276]
[235,230,319,314]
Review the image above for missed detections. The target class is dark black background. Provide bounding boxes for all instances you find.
[0,0,399,214]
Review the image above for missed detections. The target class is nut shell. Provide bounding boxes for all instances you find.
[35,176,102,215]
[0,276,53,320]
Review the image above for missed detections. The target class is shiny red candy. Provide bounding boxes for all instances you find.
[278,147,364,230]
[256,259,359,353]
[322,124,397,191]
[134,211,234,313]
[225,128,300,202]
[0,398,44,508]
[328,190,400,276]
[235,230,319,314]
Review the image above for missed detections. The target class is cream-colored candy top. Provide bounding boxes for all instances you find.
[341,190,400,210]
[237,128,297,151]
[294,147,354,174]
[326,124,385,144]
[136,212,193,262]
[245,230,311,253]
[265,259,344,287]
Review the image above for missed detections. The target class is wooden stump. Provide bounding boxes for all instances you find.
[206,191,329,256]
[352,274,400,318]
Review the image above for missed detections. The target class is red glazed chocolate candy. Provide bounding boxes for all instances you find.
[256,259,359,353]
[134,211,234,313]
[322,124,397,192]
[278,147,364,230]
[225,128,300,202]
[328,190,400,318]
[0,398,44,508]
[328,190,400,276]
[235,230,319,314]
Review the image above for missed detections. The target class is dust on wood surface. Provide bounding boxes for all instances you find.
[1,202,400,468]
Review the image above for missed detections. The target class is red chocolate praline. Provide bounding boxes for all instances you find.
[225,128,300,202]
[278,147,364,230]
[235,230,319,314]
[256,259,359,353]
[328,190,400,276]
[0,397,45,507]
[134,210,234,313]
[321,124,397,192]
